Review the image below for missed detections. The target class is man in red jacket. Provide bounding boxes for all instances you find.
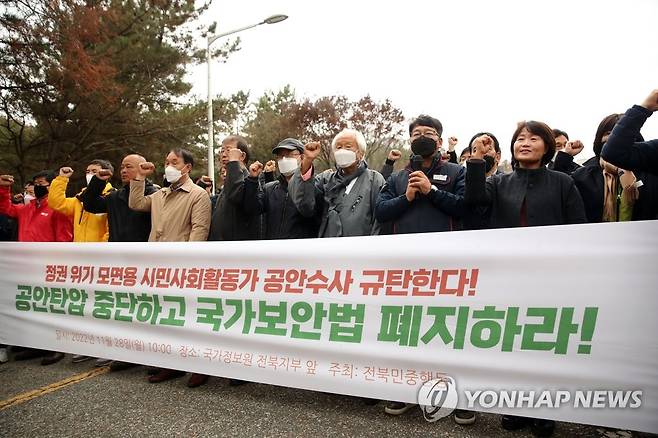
[0,170,73,365]
[0,171,73,242]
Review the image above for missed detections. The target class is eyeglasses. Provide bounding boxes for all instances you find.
[411,129,439,138]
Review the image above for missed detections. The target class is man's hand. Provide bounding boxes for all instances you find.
[619,170,637,190]
[564,140,584,157]
[448,137,458,152]
[405,180,419,202]
[59,167,74,178]
[0,175,15,187]
[300,141,321,173]
[409,170,432,195]
[640,89,658,112]
[137,162,155,179]
[620,170,640,203]
[264,160,276,173]
[249,161,264,178]
[12,193,24,203]
[227,148,244,162]
[471,134,494,160]
[97,169,113,181]
[303,142,322,161]
[387,149,402,162]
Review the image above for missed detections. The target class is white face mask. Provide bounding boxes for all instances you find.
[164,165,183,183]
[277,157,299,176]
[85,173,93,185]
[334,149,357,168]
[23,194,35,204]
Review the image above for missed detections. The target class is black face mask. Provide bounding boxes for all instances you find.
[411,136,437,158]
[34,185,48,199]
[484,155,496,173]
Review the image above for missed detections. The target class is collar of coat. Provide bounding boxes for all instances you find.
[163,176,195,194]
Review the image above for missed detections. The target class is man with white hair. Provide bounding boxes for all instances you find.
[288,128,385,237]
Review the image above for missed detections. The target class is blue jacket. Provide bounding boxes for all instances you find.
[375,157,465,234]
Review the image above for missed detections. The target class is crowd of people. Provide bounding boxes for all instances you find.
[1,89,657,437]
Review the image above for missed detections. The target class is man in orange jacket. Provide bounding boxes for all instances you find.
[48,160,114,366]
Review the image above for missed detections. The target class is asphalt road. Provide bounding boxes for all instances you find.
[0,351,650,438]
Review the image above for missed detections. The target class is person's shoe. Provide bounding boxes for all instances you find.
[109,361,137,372]
[228,379,247,386]
[501,415,532,430]
[453,409,476,425]
[14,349,48,361]
[187,373,209,388]
[94,358,112,367]
[384,401,415,416]
[0,347,8,364]
[148,369,185,383]
[72,355,92,363]
[41,352,65,366]
[531,419,555,437]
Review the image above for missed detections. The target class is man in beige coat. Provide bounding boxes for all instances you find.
[129,148,211,242]
[129,147,211,387]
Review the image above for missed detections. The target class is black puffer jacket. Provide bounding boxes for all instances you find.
[465,159,587,227]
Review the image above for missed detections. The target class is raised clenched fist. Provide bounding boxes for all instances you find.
[138,162,155,177]
[264,160,276,173]
[303,142,322,161]
[249,161,264,178]
[471,134,494,159]
[640,89,658,112]
[564,140,584,157]
[387,149,402,161]
[0,175,15,187]
[97,169,113,181]
[59,167,74,178]
[448,137,458,151]
[227,148,244,162]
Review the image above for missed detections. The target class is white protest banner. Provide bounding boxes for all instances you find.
[1,221,657,433]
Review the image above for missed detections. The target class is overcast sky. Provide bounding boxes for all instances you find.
[187,0,658,161]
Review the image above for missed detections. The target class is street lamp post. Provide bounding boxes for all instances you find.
[206,14,288,192]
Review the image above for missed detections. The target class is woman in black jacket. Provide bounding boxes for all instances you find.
[465,121,587,437]
[465,121,587,229]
